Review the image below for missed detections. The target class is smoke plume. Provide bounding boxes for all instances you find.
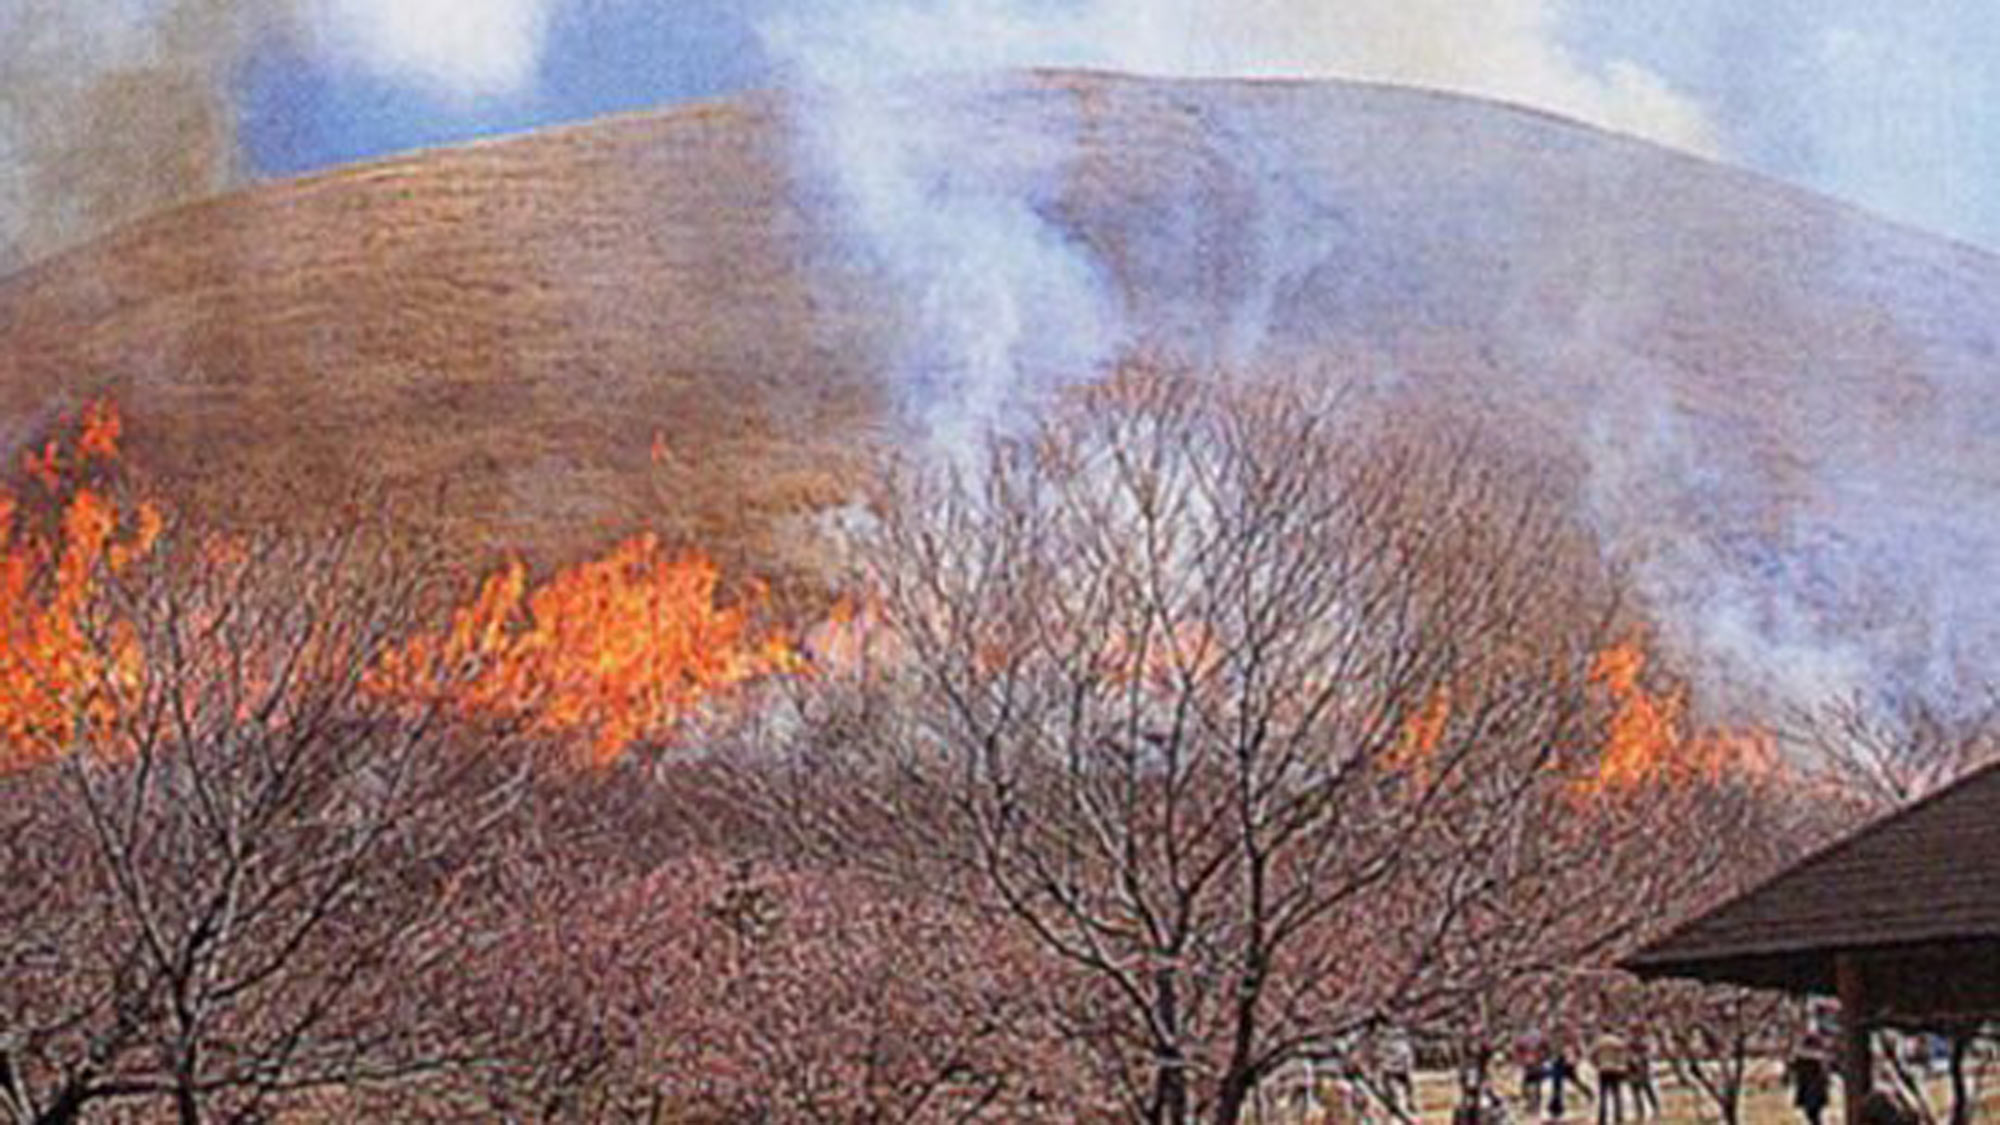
[0,0,556,274]
[762,0,2000,723]
[761,0,1717,446]
[302,0,555,103]
[0,0,263,271]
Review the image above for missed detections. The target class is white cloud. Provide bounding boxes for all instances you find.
[306,0,554,101]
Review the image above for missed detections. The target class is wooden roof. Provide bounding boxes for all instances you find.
[1623,761,2000,1020]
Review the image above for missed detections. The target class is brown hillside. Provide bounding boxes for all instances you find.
[0,92,886,579]
[3,70,2000,698]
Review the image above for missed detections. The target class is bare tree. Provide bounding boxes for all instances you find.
[0,512,531,1125]
[381,751,1104,1124]
[1791,692,2000,815]
[1876,1024,2000,1125]
[1606,749,1828,1125]
[724,369,1651,1123]
[468,852,1098,1123]
[1423,718,1818,1122]
[1647,981,1795,1125]
[1784,695,2000,1125]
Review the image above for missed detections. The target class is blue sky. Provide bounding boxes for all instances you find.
[239,0,767,176]
[209,0,2000,252]
[1564,1,2000,249]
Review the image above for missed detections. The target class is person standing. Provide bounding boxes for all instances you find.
[1517,1029,1549,1115]
[1591,1030,1631,1125]
[1626,1022,1659,1120]
[1788,1033,1833,1125]
[1544,1043,1594,1121]
[1381,1028,1419,1117]
[1456,1036,1502,1125]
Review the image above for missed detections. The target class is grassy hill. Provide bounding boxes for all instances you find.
[0,92,885,580]
[3,71,1998,698]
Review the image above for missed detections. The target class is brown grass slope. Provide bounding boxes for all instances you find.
[2,70,1998,598]
[0,92,887,579]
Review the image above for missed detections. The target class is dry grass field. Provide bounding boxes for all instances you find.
[0,93,888,583]
[3,71,2000,640]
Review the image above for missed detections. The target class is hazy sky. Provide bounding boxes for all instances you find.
[7,0,1999,256]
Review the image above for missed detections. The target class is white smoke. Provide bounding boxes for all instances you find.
[0,0,255,269]
[1526,201,2000,718]
[762,0,1718,447]
[760,3,1125,451]
[0,0,558,272]
[763,0,2000,725]
[770,0,1716,153]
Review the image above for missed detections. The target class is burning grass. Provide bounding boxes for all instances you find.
[0,402,160,768]
[1587,637,1779,793]
[0,398,1781,785]
[367,535,802,763]
[0,400,806,769]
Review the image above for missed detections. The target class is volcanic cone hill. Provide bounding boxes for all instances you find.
[0,89,889,580]
[2,70,1999,692]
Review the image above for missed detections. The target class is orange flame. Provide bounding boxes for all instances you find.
[1584,638,1771,792]
[368,535,800,763]
[1,401,1791,786]
[1590,640,1683,789]
[0,401,157,769]
[77,399,123,462]
[0,400,810,773]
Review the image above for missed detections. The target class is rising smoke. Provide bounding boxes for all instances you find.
[0,0,268,271]
[760,0,1717,447]
[764,0,2000,720]
[0,0,554,274]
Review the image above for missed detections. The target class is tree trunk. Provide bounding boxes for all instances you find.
[1212,1068,1258,1125]
[1722,1037,1747,1125]
[174,1082,202,1125]
[1149,967,1189,1125]
[1150,1057,1190,1125]
[1210,964,1269,1125]
[172,1053,202,1125]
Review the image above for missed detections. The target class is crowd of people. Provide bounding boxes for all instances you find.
[1493,1026,1930,1125]
[1409,1021,1933,1125]
[1500,1025,1659,1124]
